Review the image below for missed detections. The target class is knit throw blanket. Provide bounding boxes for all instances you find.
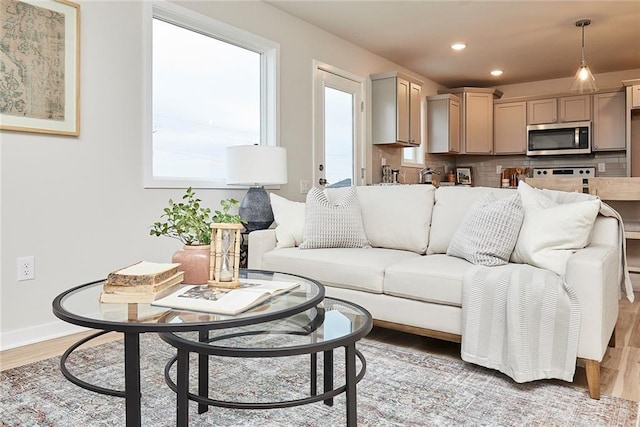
[461,264,581,383]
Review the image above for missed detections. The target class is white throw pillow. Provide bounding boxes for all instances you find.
[300,186,370,249]
[427,186,516,254]
[270,193,306,248]
[447,192,524,266]
[511,181,600,276]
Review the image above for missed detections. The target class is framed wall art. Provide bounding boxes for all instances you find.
[0,0,80,136]
[456,167,472,185]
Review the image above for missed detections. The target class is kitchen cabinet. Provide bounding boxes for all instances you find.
[527,95,591,124]
[632,85,640,109]
[371,72,422,146]
[427,94,460,154]
[439,87,499,154]
[494,101,527,154]
[592,91,625,151]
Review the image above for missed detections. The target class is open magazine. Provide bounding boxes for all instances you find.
[151,279,300,315]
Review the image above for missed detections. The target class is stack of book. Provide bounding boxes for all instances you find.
[99,261,184,304]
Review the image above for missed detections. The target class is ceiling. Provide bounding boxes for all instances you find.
[266,1,640,88]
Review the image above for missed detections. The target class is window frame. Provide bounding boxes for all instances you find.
[143,2,280,189]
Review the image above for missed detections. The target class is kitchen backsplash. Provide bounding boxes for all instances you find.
[372,145,627,187]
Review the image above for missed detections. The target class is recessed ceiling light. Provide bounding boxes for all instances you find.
[451,43,466,51]
[491,70,504,76]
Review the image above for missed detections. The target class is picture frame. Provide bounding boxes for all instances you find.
[456,167,472,185]
[0,0,80,136]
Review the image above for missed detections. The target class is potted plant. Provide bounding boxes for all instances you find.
[150,187,212,285]
[210,199,246,286]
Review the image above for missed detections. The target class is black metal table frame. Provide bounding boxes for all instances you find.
[51,271,325,427]
[159,298,373,427]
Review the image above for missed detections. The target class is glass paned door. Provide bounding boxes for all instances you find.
[314,65,364,189]
[324,86,354,187]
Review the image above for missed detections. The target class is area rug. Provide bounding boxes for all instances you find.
[1,334,638,426]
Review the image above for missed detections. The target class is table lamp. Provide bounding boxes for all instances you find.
[226,145,288,232]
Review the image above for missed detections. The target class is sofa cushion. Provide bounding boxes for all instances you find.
[511,181,600,276]
[270,193,306,248]
[262,247,419,293]
[300,186,370,249]
[354,184,435,254]
[384,254,476,307]
[427,186,517,254]
[447,192,524,266]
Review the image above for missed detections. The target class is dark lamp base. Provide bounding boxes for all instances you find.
[239,187,274,233]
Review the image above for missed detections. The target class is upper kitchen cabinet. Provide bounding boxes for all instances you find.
[427,94,460,154]
[631,85,640,109]
[371,72,423,147]
[494,101,527,155]
[527,95,591,125]
[442,87,501,154]
[592,91,626,151]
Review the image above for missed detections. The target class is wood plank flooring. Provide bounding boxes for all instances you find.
[2,292,638,402]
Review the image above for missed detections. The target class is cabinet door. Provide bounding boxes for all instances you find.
[464,92,493,154]
[396,78,410,143]
[409,83,422,145]
[426,95,459,154]
[559,95,591,122]
[632,85,640,109]
[527,98,557,124]
[593,92,625,151]
[494,101,526,154]
[449,98,461,153]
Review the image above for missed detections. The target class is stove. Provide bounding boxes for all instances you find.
[532,166,596,178]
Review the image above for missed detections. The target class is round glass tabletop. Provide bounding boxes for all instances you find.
[52,269,325,333]
[159,298,373,357]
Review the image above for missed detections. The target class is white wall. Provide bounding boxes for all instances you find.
[496,69,640,98]
[0,0,438,349]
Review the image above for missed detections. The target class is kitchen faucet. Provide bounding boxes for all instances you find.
[419,166,439,184]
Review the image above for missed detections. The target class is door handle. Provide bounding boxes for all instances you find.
[318,178,329,186]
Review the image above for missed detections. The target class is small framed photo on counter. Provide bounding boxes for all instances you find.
[456,167,472,185]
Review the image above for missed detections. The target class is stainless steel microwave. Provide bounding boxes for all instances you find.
[526,121,591,156]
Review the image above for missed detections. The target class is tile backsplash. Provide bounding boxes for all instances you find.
[372,145,627,187]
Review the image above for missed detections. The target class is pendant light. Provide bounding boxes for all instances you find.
[570,19,597,94]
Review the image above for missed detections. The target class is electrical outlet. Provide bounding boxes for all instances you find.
[381,158,386,166]
[17,256,35,281]
[496,165,502,174]
[300,180,310,194]
[598,163,605,173]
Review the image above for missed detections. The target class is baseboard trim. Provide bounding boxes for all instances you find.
[0,320,88,351]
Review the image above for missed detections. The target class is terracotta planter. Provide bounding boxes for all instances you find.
[172,245,210,285]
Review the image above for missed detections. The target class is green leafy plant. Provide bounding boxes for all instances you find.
[150,187,212,245]
[212,198,246,224]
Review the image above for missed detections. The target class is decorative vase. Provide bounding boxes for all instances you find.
[172,245,210,285]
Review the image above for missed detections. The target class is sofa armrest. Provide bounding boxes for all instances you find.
[564,243,619,361]
[248,229,277,269]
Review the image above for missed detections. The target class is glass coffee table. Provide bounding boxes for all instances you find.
[52,269,324,427]
[159,297,372,427]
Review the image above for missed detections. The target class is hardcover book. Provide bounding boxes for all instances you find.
[151,279,300,315]
[99,271,184,304]
[106,261,181,287]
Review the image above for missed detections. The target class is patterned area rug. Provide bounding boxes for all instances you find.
[1,334,638,426]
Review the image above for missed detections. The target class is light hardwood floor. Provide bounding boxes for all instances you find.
[2,292,638,402]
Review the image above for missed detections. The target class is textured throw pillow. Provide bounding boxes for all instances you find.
[511,181,601,276]
[270,193,306,248]
[300,186,370,249]
[447,192,524,266]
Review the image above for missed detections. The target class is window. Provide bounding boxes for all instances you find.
[144,3,279,188]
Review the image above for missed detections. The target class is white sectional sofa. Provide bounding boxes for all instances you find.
[248,184,630,399]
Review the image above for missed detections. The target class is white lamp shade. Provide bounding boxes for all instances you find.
[226,145,288,186]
